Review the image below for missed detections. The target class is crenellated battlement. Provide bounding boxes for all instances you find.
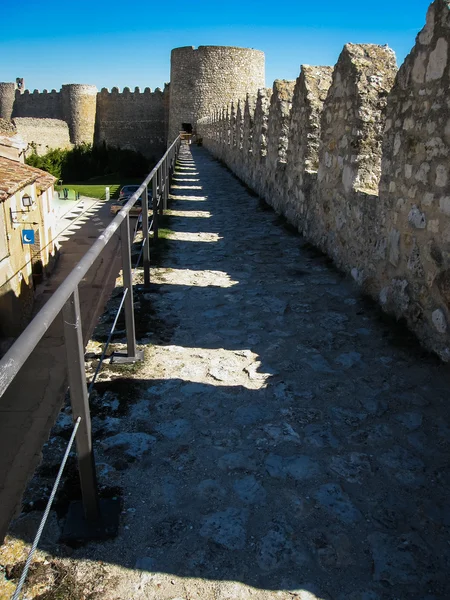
[2,2,449,362]
[1,82,168,157]
[98,86,164,95]
[197,0,450,361]
[99,87,164,97]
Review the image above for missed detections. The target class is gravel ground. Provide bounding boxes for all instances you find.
[2,144,450,600]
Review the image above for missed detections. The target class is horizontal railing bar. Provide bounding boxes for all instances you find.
[0,136,180,398]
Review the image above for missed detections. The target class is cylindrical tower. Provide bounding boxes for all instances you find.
[168,46,265,142]
[61,84,98,145]
[0,83,16,121]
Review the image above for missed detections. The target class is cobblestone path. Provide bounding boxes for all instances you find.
[4,144,450,599]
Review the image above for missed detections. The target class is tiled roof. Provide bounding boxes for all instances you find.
[0,156,56,201]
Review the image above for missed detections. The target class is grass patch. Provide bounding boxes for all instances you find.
[55,184,119,200]
[55,177,143,200]
[157,227,174,239]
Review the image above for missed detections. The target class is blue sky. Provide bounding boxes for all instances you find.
[0,0,431,91]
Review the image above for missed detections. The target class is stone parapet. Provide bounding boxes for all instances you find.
[284,66,333,231]
[196,1,450,360]
[264,80,295,211]
[378,0,450,359]
[314,43,397,259]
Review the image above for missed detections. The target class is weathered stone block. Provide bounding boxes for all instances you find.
[379,0,450,358]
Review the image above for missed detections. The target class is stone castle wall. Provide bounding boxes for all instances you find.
[13,88,64,120]
[95,86,167,160]
[13,118,71,155]
[0,83,18,121]
[1,83,169,158]
[61,84,97,146]
[197,0,450,361]
[377,0,450,358]
[1,44,264,158]
[168,46,265,142]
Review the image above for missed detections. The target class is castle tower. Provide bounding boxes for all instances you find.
[0,83,17,121]
[168,46,265,143]
[61,84,98,145]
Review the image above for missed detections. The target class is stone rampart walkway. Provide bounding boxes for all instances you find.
[3,144,450,599]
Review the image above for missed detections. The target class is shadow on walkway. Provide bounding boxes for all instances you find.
[6,145,450,599]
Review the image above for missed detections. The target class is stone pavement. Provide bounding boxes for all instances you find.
[3,144,450,599]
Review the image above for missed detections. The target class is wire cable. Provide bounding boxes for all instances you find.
[11,417,82,600]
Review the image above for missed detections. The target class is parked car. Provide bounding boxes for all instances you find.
[118,185,141,201]
[110,197,143,216]
[110,186,153,216]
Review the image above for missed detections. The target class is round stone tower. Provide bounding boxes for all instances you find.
[0,83,17,121]
[61,84,98,145]
[168,46,265,142]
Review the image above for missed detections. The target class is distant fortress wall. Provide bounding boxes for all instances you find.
[1,45,265,158]
[0,83,20,121]
[0,82,170,158]
[13,118,71,155]
[95,86,167,160]
[13,88,64,120]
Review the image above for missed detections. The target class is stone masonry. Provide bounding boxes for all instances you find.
[1,45,264,158]
[168,46,265,143]
[314,44,397,268]
[378,0,450,360]
[284,65,333,233]
[4,143,450,600]
[197,0,450,360]
[249,88,273,195]
[264,80,295,212]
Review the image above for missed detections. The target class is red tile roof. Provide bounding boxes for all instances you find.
[0,156,56,201]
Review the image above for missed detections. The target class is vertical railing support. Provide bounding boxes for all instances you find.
[142,185,150,287]
[158,167,164,216]
[122,215,137,358]
[62,288,99,521]
[111,217,143,364]
[152,174,158,241]
[164,158,169,210]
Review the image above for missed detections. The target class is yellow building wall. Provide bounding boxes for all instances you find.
[0,182,56,338]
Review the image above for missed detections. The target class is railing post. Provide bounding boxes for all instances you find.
[62,288,99,521]
[111,216,143,364]
[142,185,150,287]
[163,158,168,210]
[122,215,136,357]
[158,166,163,216]
[152,174,158,241]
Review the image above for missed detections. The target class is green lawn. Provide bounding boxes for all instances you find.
[55,177,144,200]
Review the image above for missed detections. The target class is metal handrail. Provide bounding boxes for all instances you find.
[0,135,180,397]
[0,134,181,534]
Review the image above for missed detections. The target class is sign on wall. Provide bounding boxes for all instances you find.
[22,230,35,245]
